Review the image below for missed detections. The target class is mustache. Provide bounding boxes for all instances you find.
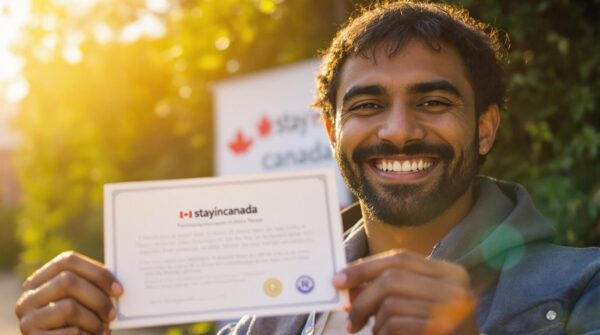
[352,141,454,163]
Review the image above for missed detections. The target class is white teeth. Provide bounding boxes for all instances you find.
[376,159,433,173]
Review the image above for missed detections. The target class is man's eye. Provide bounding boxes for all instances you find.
[420,100,450,107]
[349,102,382,111]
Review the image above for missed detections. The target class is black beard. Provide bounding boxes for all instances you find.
[336,139,479,227]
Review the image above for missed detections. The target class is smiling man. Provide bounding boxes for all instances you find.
[15,1,600,335]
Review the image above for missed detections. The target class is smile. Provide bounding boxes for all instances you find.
[373,158,435,173]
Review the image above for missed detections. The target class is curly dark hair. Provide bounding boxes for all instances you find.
[313,1,508,124]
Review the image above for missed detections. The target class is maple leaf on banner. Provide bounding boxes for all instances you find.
[257,116,272,137]
[229,130,253,155]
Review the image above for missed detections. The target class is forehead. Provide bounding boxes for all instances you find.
[336,40,474,104]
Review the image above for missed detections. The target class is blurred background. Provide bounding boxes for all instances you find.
[0,0,599,334]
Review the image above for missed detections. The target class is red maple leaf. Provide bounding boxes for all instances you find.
[257,116,272,137]
[229,130,252,155]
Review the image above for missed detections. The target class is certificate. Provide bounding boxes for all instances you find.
[104,169,348,329]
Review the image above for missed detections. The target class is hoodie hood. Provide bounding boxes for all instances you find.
[431,176,556,270]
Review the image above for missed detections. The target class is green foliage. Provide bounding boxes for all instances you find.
[13,0,354,276]
[14,0,209,275]
[0,207,21,268]
[465,0,600,246]
[165,322,215,335]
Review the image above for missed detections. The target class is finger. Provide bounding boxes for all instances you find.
[373,297,433,334]
[424,291,476,335]
[34,327,94,335]
[422,318,456,335]
[348,268,466,330]
[348,283,368,303]
[375,315,426,335]
[334,250,469,289]
[17,270,115,322]
[22,251,122,297]
[19,299,107,335]
[373,287,476,335]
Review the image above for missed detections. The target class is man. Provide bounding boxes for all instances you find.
[15,1,600,334]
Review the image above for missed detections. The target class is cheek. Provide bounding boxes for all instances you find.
[335,120,372,154]
[433,115,477,150]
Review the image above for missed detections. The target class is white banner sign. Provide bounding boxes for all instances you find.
[214,60,352,206]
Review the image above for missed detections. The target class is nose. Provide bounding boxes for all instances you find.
[377,103,425,147]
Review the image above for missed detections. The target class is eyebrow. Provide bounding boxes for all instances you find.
[340,80,463,108]
[341,85,388,106]
[407,80,463,98]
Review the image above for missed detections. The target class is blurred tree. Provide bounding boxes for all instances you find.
[463,0,600,246]
[12,0,357,275]
[13,0,207,274]
[0,207,20,268]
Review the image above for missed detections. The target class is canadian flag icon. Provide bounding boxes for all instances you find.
[179,210,193,219]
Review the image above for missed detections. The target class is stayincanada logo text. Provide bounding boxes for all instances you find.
[179,204,258,220]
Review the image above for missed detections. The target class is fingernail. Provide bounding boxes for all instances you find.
[108,307,116,321]
[332,273,347,286]
[111,282,123,296]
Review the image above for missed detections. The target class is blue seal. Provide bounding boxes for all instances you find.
[296,275,315,294]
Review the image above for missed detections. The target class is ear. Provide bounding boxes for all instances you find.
[478,104,500,155]
[322,115,336,147]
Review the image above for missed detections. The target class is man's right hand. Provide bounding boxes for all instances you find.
[15,251,123,335]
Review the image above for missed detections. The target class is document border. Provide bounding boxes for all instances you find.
[109,173,342,321]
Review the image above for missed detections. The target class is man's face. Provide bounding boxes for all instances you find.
[330,40,484,227]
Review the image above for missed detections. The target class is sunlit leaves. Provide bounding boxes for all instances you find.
[165,322,214,335]
[196,53,222,71]
[258,0,278,15]
[12,0,353,281]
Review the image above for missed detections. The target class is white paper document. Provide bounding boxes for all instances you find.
[104,169,348,329]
